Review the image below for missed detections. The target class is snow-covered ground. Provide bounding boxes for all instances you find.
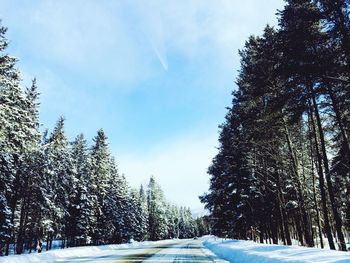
[0,239,177,263]
[0,238,224,263]
[204,237,350,263]
[2,237,350,262]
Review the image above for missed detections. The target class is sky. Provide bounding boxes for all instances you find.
[0,0,285,212]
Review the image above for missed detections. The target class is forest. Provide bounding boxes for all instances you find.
[201,0,350,251]
[0,22,208,256]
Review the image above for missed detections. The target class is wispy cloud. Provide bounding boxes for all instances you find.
[2,0,155,85]
[2,0,284,85]
[150,39,168,71]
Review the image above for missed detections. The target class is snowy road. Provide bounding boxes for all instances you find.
[59,239,228,263]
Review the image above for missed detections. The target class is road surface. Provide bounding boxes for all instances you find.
[60,239,228,263]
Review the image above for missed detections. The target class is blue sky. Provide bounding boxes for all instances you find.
[1,0,284,211]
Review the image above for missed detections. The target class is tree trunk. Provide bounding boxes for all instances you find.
[308,111,324,248]
[29,233,33,253]
[293,212,304,246]
[309,85,347,251]
[311,155,324,249]
[276,168,292,245]
[309,101,335,249]
[270,220,278,244]
[7,154,22,255]
[282,116,314,247]
[49,236,53,250]
[16,194,29,254]
[46,234,50,251]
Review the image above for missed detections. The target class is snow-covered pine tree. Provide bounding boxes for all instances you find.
[201,0,350,250]
[195,216,210,237]
[45,117,73,249]
[165,205,177,239]
[147,177,168,240]
[15,79,42,254]
[0,22,41,254]
[178,207,187,239]
[125,189,144,241]
[89,129,113,244]
[67,134,93,247]
[0,24,15,251]
[0,194,10,255]
[137,185,149,241]
[101,165,129,243]
[22,146,50,253]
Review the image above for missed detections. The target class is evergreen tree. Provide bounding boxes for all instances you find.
[67,134,93,247]
[89,129,111,244]
[14,79,42,254]
[44,117,73,249]
[202,0,350,251]
[137,185,149,241]
[0,22,41,254]
[147,177,168,240]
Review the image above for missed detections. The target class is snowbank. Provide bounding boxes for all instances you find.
[204,238,350,263]
[0,239,175,263]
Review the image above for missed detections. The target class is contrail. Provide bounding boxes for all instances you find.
[152,44,168,71]
[148,35,168,71]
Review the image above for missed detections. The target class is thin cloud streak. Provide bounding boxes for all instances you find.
[151,41,168,71]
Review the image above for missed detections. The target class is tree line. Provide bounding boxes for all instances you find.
[201,0,350,251]
[0,21,208,256]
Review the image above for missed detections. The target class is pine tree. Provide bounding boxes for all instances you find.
[278,0,346,250]
[0,22,41,254]
[202,0,350,251]
[67,134,93,247]
[44,117,73,249]
[147,177,168,240]
[137,185,149,241]
[89,129,114,244]
[15,79,42,254]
